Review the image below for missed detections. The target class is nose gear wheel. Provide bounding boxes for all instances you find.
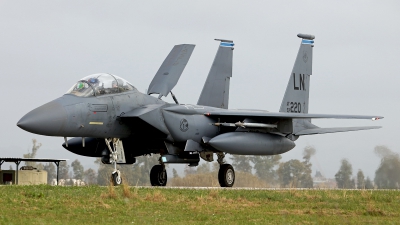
[111,170,122,185]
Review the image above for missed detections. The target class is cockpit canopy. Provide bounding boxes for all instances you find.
[66,74,136,97]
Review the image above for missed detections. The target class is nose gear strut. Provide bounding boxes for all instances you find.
[105,138,125,185]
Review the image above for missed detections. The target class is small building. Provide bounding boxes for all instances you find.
[0,158,67,185]
[1,167,47,185]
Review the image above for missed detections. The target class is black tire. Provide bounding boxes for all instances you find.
[150,165,167,186]
[111,171,122,186]
[218,164,235,187]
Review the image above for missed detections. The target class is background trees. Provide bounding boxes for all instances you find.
[365,177,374,189]
[356,170,365,189]
[23,139,43,169]
[300,146,315,188]
[251,155,282,185]
[276,146,315,188]
[374,146,400,189]
[84,168,97,184]
[71,159,84,180]
[43,162,56,184]
[335,159,355,189]
[23,139,41,165]
[58,161,70,180]
[277,159,313,188]
[231,155,252,173]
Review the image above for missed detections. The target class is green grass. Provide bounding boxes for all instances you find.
[0,185,399,224]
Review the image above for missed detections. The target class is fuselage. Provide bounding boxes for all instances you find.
[17,73,296,159]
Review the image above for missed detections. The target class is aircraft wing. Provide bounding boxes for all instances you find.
[204,110,383,120]
[294,126,381,135]
[148,44,195,98]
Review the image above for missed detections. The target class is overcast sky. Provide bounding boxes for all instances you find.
[1,1,399,179]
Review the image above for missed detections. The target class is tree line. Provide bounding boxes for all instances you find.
[21,139,400,188]
[335,145,400,189]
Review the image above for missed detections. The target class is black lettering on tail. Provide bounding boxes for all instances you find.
[294,73,306,91]
[300,74,305,91]
[293,73,299,90]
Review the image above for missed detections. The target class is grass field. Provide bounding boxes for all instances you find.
[0,185,399,224]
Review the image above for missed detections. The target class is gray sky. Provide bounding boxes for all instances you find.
[1,1,399,179]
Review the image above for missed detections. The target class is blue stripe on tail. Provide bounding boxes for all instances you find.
[220,42,235,47]
[302,40,314,45]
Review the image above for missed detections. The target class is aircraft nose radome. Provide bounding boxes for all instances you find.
[17,100,67,136]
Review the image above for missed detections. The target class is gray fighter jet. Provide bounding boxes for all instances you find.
[17,34,383,187]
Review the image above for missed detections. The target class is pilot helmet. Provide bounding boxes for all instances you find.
[88,78,99,84]
[112,80,118,87]
[76,82,86,90]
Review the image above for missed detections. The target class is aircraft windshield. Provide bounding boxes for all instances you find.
[66,73,136,97]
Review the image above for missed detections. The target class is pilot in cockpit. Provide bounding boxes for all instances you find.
[66,73,136,97]
[75,82,87,92]
[111,79,127,93]
[87,77,104,95]
[88,77,99,86]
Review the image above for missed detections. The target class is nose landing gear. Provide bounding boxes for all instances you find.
[105,138,126,186]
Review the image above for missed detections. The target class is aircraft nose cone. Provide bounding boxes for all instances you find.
[17,100,67,136]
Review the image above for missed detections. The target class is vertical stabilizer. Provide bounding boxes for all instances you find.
[197,39,234,109]
[279,34,315,114]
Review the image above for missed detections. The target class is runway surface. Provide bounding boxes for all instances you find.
[123,186,400,191]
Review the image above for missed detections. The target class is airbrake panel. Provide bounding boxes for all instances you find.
[147,44,195,98]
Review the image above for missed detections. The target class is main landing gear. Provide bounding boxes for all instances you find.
[105,138,124,186]
[217,152,235,187]
[147,153,235,187]
[150,164,167,186]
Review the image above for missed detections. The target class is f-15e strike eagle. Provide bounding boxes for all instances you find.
[17,34,383,187]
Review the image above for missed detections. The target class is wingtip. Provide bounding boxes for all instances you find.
[214,39,233,43]
[297,33,315,40]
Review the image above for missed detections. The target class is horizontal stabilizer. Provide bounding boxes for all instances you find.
[295,126,382,135]
[148,44,195,98]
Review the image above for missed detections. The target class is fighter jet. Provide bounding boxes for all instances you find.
[17,34,383,187]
